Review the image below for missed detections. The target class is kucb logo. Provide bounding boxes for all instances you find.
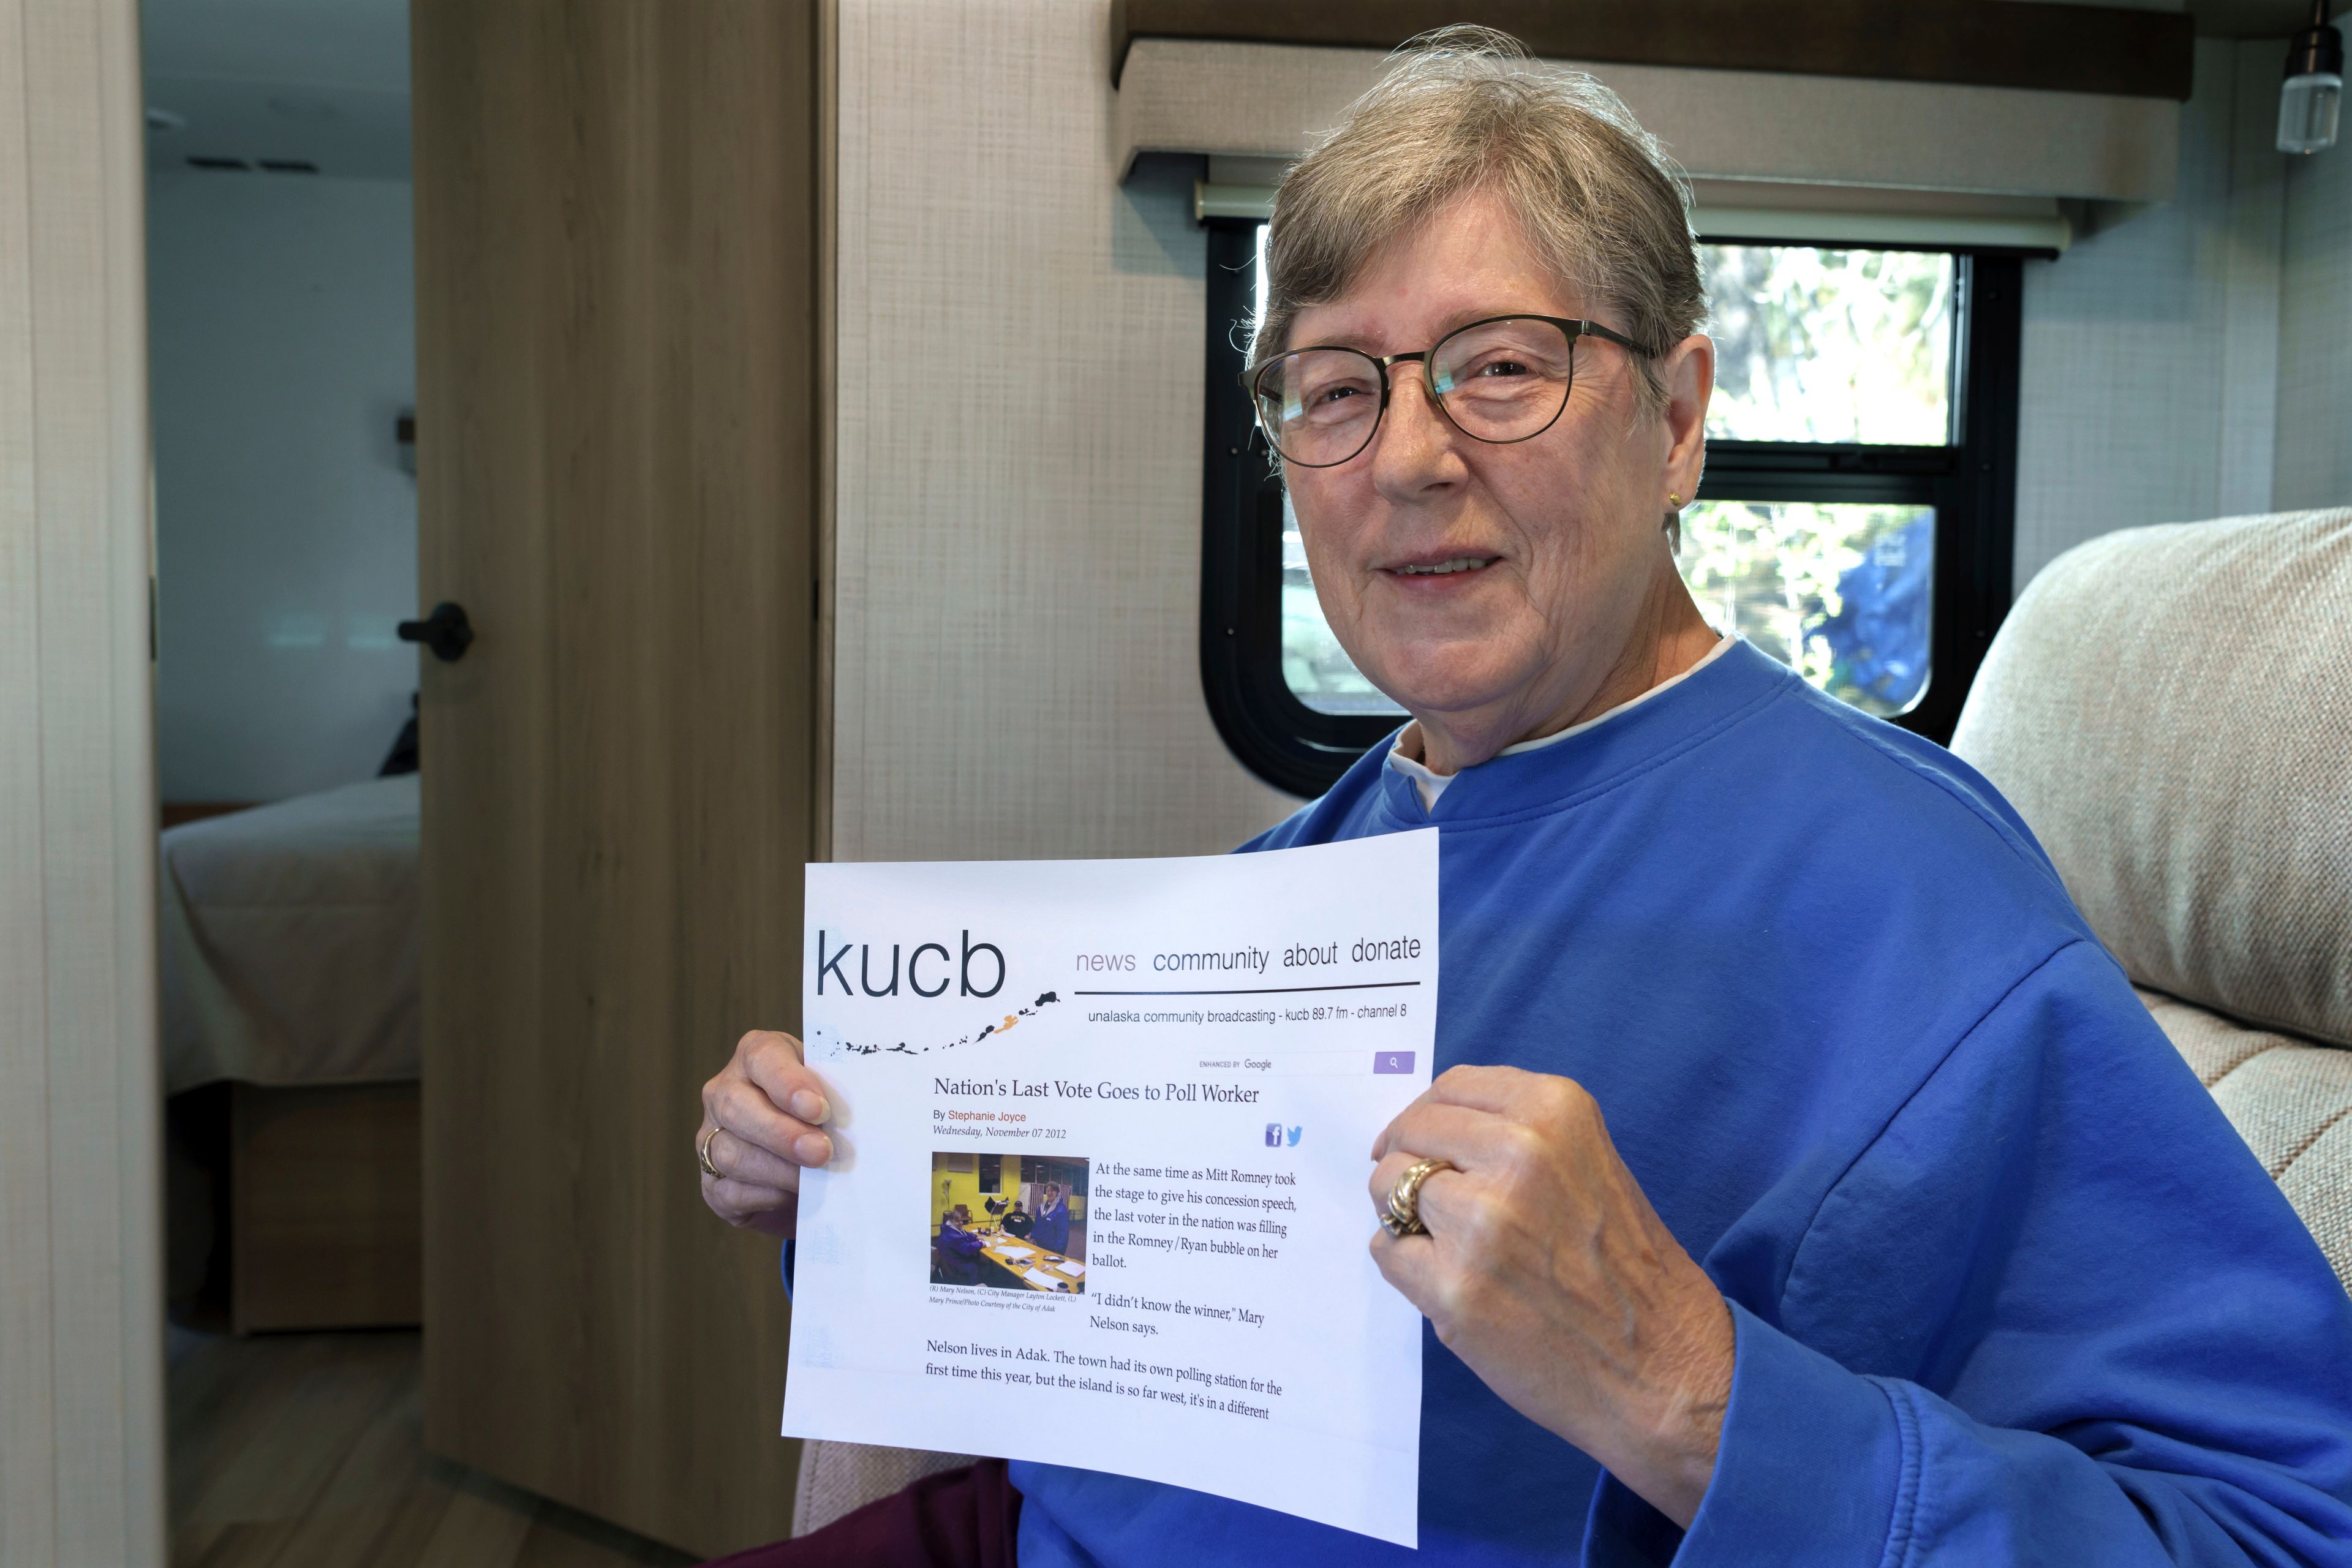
[816,930,1004,998]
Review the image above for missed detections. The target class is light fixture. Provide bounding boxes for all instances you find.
[2280,0,2343,155]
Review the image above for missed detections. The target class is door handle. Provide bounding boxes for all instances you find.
[398,601,475,662]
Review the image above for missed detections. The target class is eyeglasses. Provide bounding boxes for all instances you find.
[1247,314,1654,469]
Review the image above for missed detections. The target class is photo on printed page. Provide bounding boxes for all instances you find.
[931,1150,1088,1295]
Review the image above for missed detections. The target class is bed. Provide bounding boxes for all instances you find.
[159,774,423,1332]
[160,773,421,1094]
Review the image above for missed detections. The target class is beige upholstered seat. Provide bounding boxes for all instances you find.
[791,1439,976,1537]
[1951,507,2352,1290]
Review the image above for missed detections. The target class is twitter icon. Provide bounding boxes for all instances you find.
[1284,1126,1303,1147]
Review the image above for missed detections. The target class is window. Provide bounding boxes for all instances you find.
[1199,223,2022,797]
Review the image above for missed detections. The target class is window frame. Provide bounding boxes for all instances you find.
[1199,219,2026,797]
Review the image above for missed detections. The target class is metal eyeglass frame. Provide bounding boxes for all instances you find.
[1245,314,1657,469]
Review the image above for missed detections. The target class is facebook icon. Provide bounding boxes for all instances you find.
[1265,1122,1283,1147]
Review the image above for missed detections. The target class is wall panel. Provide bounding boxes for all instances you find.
[148,170,418,803]
[0,0,166,1562]
[832,0,1298,862]
[2013,37,2288,591]
[2275,49,2352,511]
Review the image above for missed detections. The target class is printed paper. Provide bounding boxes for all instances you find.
[781,832,1439,1545]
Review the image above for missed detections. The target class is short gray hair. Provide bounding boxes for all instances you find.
[1254,27,1702,409]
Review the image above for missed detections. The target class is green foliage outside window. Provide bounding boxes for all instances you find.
[1678,500,1932,717]
[1702,245,1953,445]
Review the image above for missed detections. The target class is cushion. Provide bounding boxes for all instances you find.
[792,1439,976,1537]
[2139,987,2352,1292]
[1950,509,2352,1047]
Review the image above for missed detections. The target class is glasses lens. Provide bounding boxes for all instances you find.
[1256,349,1382,466]
[1430,319,1575,442]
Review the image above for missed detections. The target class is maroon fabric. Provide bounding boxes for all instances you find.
[701,1460,1020,1568]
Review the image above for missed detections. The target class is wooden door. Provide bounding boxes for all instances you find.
[412,1,821,1554]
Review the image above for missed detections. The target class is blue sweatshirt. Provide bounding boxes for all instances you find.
[1003,640,2352,1566]
[935,1219,984,1286]
[1031,1196,1071,1257]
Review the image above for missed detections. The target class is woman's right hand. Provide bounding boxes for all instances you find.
[698,1029,834,1239]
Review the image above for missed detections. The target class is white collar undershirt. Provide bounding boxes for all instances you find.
[1385,635,1736,812]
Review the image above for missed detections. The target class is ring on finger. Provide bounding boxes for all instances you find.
[699,1125,725,1178]
[1382,1156,1452,1237]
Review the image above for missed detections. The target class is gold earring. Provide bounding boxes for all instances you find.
[1667,492,1683,508]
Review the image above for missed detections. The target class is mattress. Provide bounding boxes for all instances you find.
[159,774,421,1095]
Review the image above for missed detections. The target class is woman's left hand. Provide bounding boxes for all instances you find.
[1368,1064,1735,1528]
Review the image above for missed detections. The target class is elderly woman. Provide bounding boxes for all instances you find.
[933,1207,984,1287]
[696,29,2352,1568]
[1028,1183,1071,1256]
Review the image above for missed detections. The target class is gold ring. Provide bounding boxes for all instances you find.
[699,1125,724,1179]
[1381,1156,1452,1237]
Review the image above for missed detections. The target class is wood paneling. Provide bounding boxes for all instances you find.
[0,0,167,1563]
[1111,0,2198,99]
[230,1084,423,1333]
[412,0,819,1555]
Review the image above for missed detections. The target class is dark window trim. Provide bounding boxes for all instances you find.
[1199,221,2022,797]
[1696,251,2021,744]
[1199,220,1399,797]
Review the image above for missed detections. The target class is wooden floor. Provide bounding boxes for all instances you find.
[168,1327,700,1568]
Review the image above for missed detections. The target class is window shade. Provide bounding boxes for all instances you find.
[1123,39,2177,208]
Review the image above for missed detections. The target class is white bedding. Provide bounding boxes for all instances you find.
[159,774,421,1094]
